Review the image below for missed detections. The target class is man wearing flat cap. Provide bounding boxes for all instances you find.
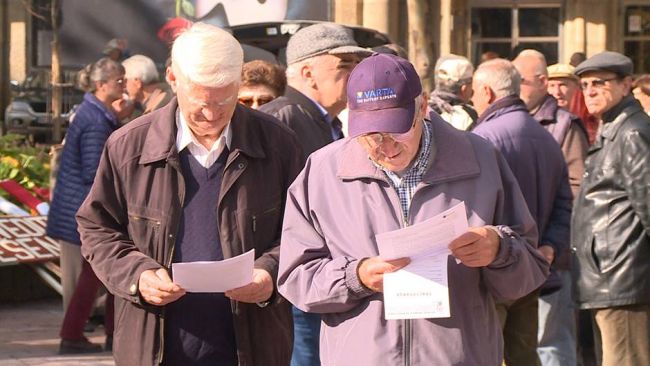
[259,22,372,366]
[571,51,650,366]
[277,53,549,365]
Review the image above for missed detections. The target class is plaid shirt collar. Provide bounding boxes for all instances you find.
[374,119,433,218]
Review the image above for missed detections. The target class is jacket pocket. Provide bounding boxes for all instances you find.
[127,207,163,256]
[233,198,282,255]
[591,232,612,272]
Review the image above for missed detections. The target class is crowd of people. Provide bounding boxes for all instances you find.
[44,20,650,366]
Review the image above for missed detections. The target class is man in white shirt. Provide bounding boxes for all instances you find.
[76,22,302,366]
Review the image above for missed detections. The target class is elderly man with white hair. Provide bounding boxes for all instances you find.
[76,23,302,366]
[122,54,172,119]
[471,58,572,366]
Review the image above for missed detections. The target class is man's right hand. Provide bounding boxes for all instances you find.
[357,257,410,292]
[138,268,186,305]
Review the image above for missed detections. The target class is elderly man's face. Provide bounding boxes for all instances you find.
[125,77,143,102]
[548,77,579,108]
[310,53,360,113]
[357,98,426,174]
[580,71,631,118]
[513,60,547,110]
[471,79,491,117]
[169,68,239,140]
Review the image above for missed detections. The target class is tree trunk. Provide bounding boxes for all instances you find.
[50,0,63,143]
[407,0,435,93]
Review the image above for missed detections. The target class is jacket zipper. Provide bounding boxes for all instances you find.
[157,185,184,364]
[157,241,177,364]
[402,214,411,366]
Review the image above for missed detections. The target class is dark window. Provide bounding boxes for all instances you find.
[472,42,513,62]
[518,42,559,64]
[625,40,650,74]
[472,8,512,38]
[519,8,559,37]
[624,5,650,36]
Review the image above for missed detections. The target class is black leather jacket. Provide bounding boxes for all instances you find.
[571,95,650,309]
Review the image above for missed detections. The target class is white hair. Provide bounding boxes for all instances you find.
[171,22,243,87]
[122,55,159,85]
[474,58,521,99]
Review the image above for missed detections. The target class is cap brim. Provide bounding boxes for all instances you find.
[328,45,374,57]
[549,73,579,81]
[348,102,415,138]
[575,65,630,77]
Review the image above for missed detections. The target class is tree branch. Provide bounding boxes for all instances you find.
[20,0,48,23]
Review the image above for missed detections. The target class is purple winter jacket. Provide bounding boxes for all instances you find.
[278,115,549,366]
[473,97,572,291]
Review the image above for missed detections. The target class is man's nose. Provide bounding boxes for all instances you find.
[201,107,218,121]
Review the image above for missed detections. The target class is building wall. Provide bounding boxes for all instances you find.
[333,0,644,70]
[8,1,28,82]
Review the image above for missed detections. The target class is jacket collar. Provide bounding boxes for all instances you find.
[601,95,644,141]
[83,92,119,128]
[284,86,329,124]
[532,94,558,125]
[337,114,480,184]
[476,94,527,126]
[139,98,265,165]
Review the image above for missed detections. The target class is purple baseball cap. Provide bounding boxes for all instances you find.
[347,53,422,138]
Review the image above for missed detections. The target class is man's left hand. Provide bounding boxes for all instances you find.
[225,268,273,303]
[449,227,500,267]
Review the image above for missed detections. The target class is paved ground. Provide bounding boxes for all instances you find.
[0,299,114,366]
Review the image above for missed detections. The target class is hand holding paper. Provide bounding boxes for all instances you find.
[139,268,186,306]
[376,202,469,319]
[172,249,255,293]
[357,257,411,292]
[448,227,500,267]
[225,268,274,303]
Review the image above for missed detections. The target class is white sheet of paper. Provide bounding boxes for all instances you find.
[172,249,254,293]
[376,202,469,319]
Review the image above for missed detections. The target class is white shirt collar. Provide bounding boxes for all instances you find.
[175,110,232,168]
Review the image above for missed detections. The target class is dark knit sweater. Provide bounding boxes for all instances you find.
[165,149,237,366]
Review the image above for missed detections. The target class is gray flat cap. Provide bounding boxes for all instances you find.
[574,51,633,77]
[286,23,373,65]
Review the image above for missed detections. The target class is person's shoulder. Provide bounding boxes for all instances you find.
[103,106,166,162]
[259,95,292,112]
[619,111,650,143]
[245,106,296,136]
[259,96,305,121]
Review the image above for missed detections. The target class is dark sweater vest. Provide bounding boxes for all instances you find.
[164,148,237,366]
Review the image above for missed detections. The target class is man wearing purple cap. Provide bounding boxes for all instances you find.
[277,53,549,365]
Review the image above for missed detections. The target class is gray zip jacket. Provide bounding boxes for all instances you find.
[278,116,549,366]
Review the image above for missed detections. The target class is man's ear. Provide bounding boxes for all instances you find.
[301,63,316,88]
[622,76,634,96]
[486,85,497,104]
[166,67,177,92]
[540,74,548,88]
[460,84,472,101]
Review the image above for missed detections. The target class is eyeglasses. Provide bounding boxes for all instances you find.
[105,77,124,85]
[238,95,275,108]
[580,77,619,90]
[361,120,418,152]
